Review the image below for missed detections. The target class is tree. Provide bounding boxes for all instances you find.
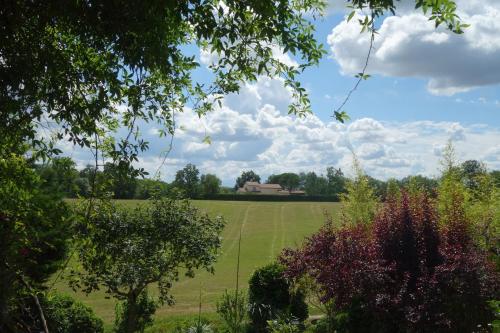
[103,162,138,199]
[200,174,222,196]
[303,172,328,196]
[281,192,499,332]
[72,198,225,333]
[234,170,261,190]
[134,179,169,199]
[173,163,200,198]
[460,160,487,192]
[0,154,71,332]
[326,167,347,197]
[35,157,80,197]
[341,157,378,225]
[278,173,301,192]
[1,0,464,169]
[0,0,328,165]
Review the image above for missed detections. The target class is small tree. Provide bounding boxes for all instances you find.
[341,156,378,225]
[72,197,225,333]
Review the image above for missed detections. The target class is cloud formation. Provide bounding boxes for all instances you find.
[118,75,500,185]
[327,0,500,95]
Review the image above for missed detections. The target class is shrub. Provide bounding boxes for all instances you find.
[44,293,104,333]
[281,192,499,332]
[216,289,247,333]
[248,263,308,333]
[267,316,300,333]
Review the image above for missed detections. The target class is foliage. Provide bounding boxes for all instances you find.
[72,197,225,332]
[174,164,201,198]
[460,159,488,192]
[134,178,170,199]
[185,322,214,333]
[103,162,139,199]
[35,157,81,197]
[201,174,222,196]
[248,263,308,333]
[281,192,499,332]
[1,0,328,169]
[114,290,156,333]
[437,143,499,266]
[341,156,378,225]
[235,171,261,190]
[43,293,104,333]
[267,173,301,192]
[302,172,329,196]
[325,167,347,197]
[216,290,247,333]
[0,154,71,332]
[267,316,300,333]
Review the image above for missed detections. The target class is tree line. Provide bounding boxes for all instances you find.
[34,157,500,200]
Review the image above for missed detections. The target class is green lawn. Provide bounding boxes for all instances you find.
[54,200,340,327]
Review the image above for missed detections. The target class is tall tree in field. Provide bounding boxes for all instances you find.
[200,173,222,196]
[72,198,224,333]
[278,173,301,192]
[173,163,200,198]
[326,167,347,197]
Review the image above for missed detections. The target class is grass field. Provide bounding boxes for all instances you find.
[54,200,341,328]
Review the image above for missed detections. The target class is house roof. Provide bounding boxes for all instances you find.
[244,181,260,186]
[259,183,282,189]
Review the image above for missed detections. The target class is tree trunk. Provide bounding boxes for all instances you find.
[125,293,138,333]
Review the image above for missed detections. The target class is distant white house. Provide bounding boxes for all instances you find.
[237,181,305,195]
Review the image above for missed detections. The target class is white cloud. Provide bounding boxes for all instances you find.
[135,74,500,184]
[327,1,500,95]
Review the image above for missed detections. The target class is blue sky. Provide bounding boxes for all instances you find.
[67,0,500,186]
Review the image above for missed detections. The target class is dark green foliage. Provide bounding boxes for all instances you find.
[235,171,261,190]
[173,163,201,198]
[134,178,170,199]
[302,172,329,196]
[200,174,222,196]
[103,163,138,199]
[248,263,308,333]
[267,173,301,192]
[0,154,71,331]
[114,290,156,333]
[326,167,347,196]
[43,293,104,333]
[35,157,80,197]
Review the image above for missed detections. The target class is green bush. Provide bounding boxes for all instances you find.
[248,263,308,333]
[44,293,104,333]
[216,289,247,333]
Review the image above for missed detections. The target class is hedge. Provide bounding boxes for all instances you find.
[197,194,340,202]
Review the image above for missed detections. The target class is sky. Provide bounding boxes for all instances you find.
[66,0,500,186]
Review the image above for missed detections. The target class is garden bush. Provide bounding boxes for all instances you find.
[281,192,499,332]
[44,293,104,333]
[248,263,308,333]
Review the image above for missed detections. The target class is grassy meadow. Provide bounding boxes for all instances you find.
[54,200,341,328]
